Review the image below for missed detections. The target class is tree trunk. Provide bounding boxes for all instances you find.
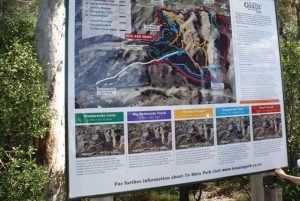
[35,0,66,200]
[296,6,300,39]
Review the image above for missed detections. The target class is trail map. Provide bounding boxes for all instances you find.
[75,0,235,109]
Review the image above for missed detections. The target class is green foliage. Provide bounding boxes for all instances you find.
[279,36,300,201]
[0,0,38,21]
[0,15,36,55]
[115,188,179,201]
[0,147,49,201]
[278,0,300,38]
[0,0,50,200]
[278,1,297,28]
[267,1,300,200]
[0,41,50,147]
[215,176,250,200]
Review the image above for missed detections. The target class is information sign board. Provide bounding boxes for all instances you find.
[67,0,288,198]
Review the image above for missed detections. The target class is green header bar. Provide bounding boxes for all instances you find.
[75,112,124,124]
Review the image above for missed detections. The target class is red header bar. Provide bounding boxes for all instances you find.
[125,33,153,41]
[251,105,281,114]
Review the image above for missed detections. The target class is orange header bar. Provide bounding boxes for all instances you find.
[174,108,213,119]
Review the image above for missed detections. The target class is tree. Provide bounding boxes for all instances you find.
[277,1,300,201]
[278,0,300,38]
[279,36,300,201]
[35,0,66,200]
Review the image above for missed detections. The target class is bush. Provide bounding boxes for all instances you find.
[0,41,49,146]
[0,147,49,201]
[0,4,50,200]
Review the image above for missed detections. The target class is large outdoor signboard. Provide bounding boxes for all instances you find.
[67,0,288,199]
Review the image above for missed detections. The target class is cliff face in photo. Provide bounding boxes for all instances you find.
[128,121,172,154]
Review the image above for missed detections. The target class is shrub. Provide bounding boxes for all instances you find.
[0,5,50,200]
[0,147,49,201]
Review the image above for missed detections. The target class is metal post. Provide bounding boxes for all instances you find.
[264,187,282,201]
[90,196,114,201]
[179,185,189,201]
[251,172,283,201]
[251,174,265,201]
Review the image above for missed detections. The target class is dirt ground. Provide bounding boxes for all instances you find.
[201,191,240,201]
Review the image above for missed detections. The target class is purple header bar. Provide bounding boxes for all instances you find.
[127,110,171,121]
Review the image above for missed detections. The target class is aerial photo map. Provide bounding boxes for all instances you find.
[74,0,235,109]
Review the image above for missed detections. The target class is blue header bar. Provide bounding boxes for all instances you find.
[216,106,249,117]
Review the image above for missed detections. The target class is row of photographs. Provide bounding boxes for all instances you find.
[75,113,282,158]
